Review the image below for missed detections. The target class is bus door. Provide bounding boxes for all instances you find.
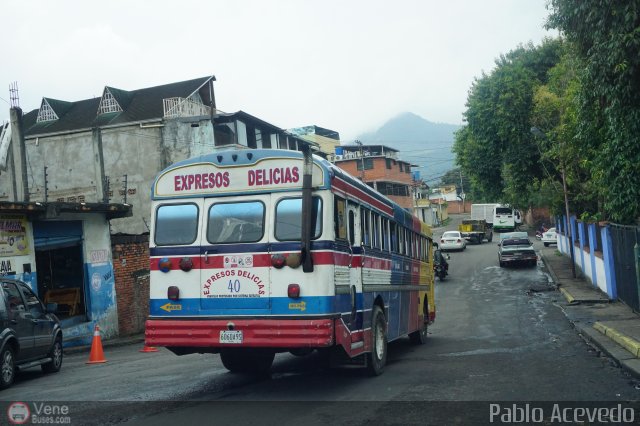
[347,202,363,333]
[200,196,271,311]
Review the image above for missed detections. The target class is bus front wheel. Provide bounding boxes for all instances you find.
[220,349,275,374]
[366,305,388,376]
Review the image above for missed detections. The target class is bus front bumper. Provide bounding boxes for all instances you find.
[145,318,335,349]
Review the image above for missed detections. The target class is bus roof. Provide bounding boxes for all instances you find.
[151,149,430,234]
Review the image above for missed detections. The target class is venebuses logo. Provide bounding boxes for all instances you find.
[7,402,30,424]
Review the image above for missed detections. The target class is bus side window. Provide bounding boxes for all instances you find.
[348,210,355,245]
[390,222,398,253]
[334,197,347,240]
[382,218,389,251]
[361,208,371,247]
[372,213,380,249]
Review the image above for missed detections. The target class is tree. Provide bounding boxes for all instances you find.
[453,39,564,209]
[548,0,640,224]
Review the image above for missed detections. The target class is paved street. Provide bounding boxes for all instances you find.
[2,215,640,425]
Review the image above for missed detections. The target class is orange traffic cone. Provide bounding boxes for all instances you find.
[86,325,107,364]
[139,344,159,353]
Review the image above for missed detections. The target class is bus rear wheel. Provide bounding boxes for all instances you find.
[366,305,387,376]
[220,349,275,374]
[409,303,429,345]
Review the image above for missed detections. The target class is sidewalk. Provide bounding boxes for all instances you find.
[540,246,640,378]
[63,333,146,355]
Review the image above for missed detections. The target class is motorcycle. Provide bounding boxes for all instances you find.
[535,226,549,240]
[433,249,450,281]
[434,262,447,281]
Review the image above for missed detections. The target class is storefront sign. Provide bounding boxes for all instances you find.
[0,258,15,275]
[89,249,109,264]
[0,215,29,256]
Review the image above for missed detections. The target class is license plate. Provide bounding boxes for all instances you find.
[219,330,243,344]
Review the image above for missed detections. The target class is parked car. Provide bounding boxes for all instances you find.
[0,278,63,389]
[542,227,557,247]
[498,237,537,267]
[440,231,466,251]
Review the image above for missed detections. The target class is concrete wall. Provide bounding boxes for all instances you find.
[5,131,100,203]
[557,216,614,299]
[0,117,217,235]
[446,200,471,214]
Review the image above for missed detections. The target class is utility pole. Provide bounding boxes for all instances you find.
[459,170,465,213]
[561,166,576,278]
[355,140,364,180]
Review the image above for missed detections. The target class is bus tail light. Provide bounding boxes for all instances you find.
[286,253,301,268]
[271,254,286,268]
[168,286,180,300]
[158,257,172,273]
[288,284,301,299]
[179,257,193,272]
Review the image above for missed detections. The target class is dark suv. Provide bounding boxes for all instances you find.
[0,278,63,389]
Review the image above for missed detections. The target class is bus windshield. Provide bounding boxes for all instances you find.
[207,201,265,244]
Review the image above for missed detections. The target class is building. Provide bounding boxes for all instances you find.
[0,76,316,342]
[288,125,340,159]
[333,144,417,210]
[0,201,131,345]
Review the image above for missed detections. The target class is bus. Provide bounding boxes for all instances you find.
[492,205,521,233]
[145,148,435,376]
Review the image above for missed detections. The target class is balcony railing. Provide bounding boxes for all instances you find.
[163,97,211,118]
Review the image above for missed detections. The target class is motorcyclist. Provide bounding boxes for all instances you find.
[536,223,548,239]
[433,244,449,273]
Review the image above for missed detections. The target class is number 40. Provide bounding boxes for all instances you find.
[228,279,241,293]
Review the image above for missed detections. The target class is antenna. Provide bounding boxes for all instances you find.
[9,82,19,108]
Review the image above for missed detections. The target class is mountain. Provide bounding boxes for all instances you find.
[354,112,461,184]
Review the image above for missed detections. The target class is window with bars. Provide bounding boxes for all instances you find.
[357,158,374,171]
[97,89,123,115]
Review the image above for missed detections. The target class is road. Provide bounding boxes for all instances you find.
[2,214,640,425]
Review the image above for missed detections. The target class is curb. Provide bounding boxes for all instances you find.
[539,250,560,284]
[559,287,575,304]
[593,322,640,358]
[64,335,146,355]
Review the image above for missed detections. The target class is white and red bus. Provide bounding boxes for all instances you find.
[145,148,435,375]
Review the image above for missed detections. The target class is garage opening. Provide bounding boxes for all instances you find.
[33,221,87,322]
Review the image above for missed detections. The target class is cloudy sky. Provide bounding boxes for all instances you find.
[1,0,554,141]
